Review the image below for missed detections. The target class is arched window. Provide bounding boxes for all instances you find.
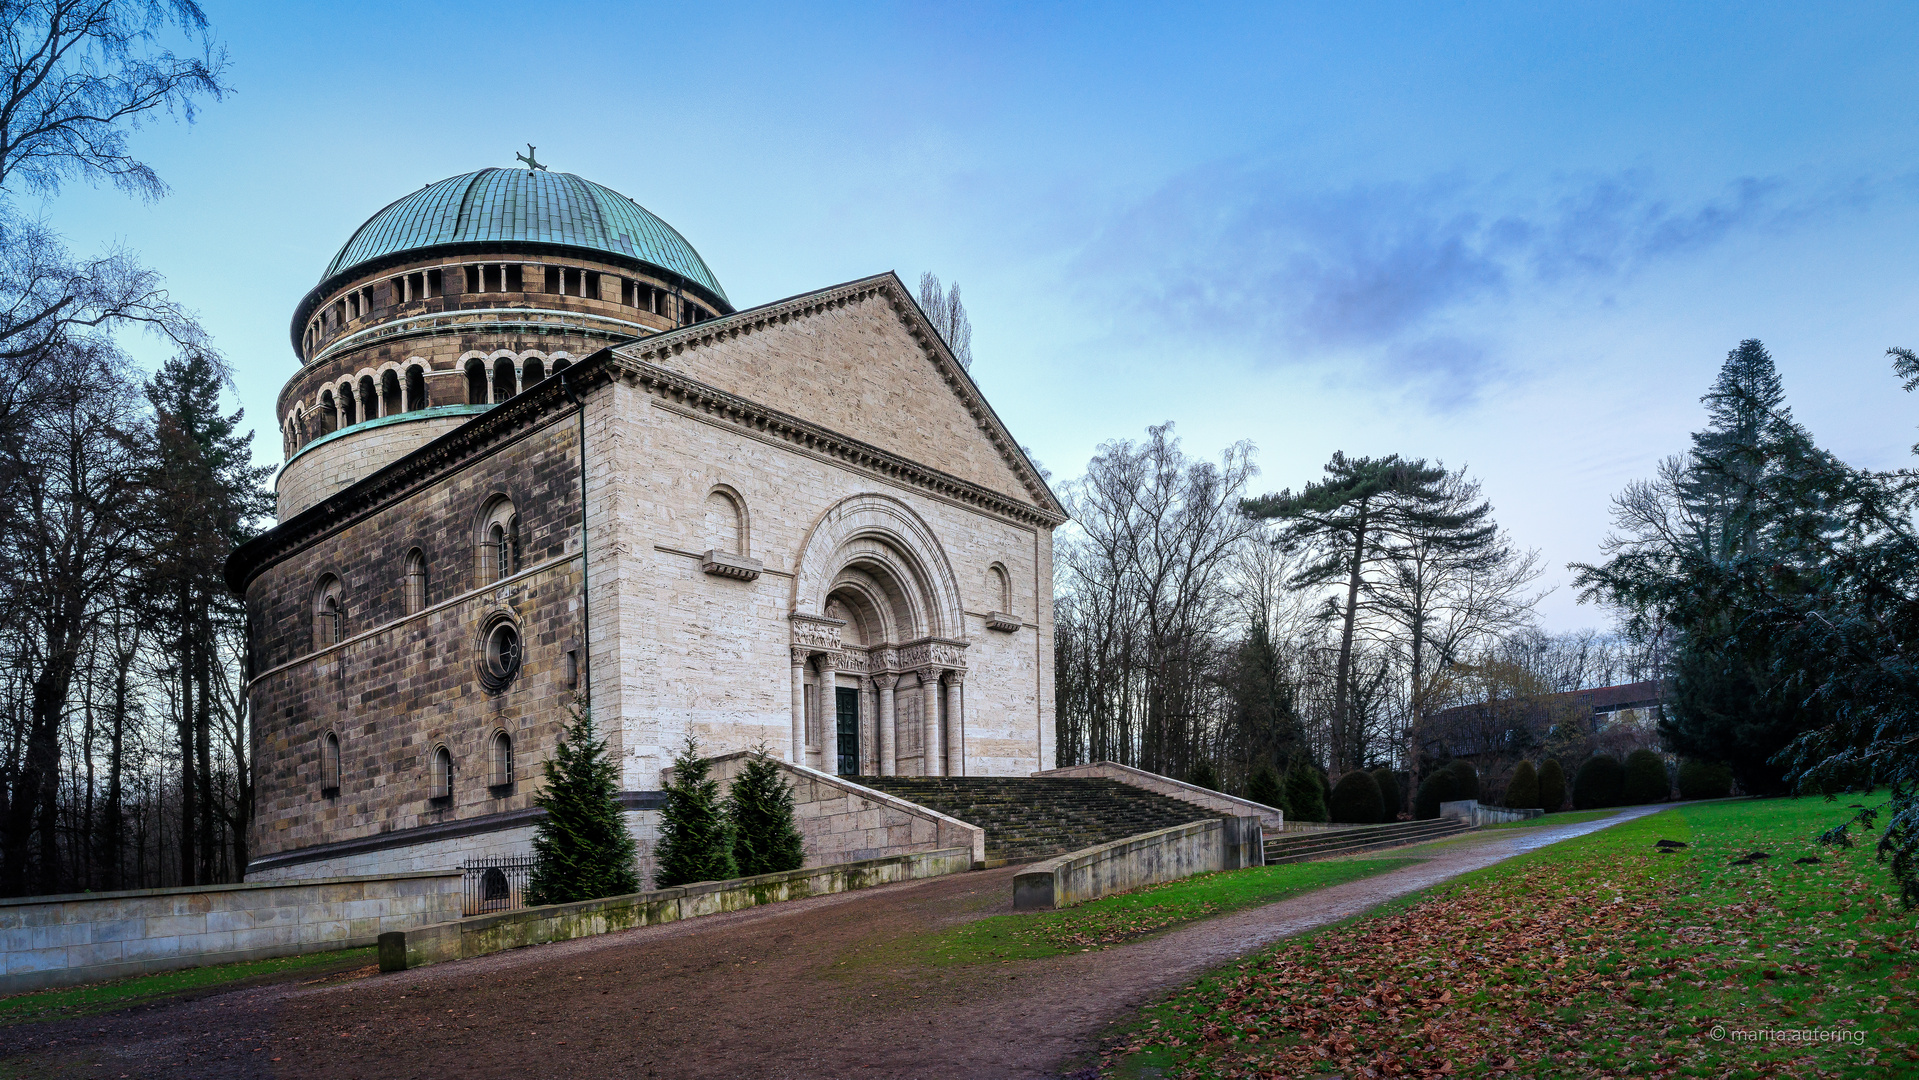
[318,391,338,435]
[477,497,520,583]
[405,364,427,411]
[339,383,357,426]
[381,368,402,415]
[491,356,516,403]
[988,563,1012,613]
[359,374,379,419]
[489,730,514,787]
[430,745,453,801]
[551,357,572,376]
[312,575,345,650]
[321,731,341,795]
[522,357,546,386]
[465,358,488,405]
[704,487,745,555]
[404,548,428,614]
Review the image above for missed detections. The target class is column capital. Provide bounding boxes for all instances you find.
[916,665,941,681]
[942,669,965,686]
[873,672,898,691]
[790,646,812,666]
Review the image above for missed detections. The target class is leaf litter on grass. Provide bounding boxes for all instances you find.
[1103,800,1919,1080]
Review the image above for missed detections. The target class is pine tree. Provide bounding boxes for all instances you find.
[653,736,736,888]
[1188,760,1220,791]
[1283,760,1327,822]
[526,696,639,905]
[1246,763,1286,813]
[728,744,803,877]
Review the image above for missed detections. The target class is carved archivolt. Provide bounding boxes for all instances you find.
[791,493,964,642]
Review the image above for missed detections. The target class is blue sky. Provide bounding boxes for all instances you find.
[49,1,1919,628]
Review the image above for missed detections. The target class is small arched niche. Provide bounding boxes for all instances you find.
[311,574,346,651]
[475,495,520,584]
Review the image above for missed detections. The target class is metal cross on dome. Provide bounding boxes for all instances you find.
[515,144,547,171]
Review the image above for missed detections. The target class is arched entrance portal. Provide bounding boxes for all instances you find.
[790,495,968,777]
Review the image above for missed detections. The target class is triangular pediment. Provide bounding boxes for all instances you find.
[610,273,1064,518]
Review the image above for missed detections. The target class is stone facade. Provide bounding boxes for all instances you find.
[234,191,1064,884]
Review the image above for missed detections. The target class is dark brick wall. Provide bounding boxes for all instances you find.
[246,411,586,861]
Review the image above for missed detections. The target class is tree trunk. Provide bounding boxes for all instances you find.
[1332,500,1370,774]
[176,594,196,886]
[194,612,214,883]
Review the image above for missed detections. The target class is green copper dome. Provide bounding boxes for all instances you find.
[319,168,728,303]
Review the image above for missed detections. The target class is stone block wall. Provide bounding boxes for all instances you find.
[1037,761,1285,831]
[1013,816,1264,911]
[669,751,986,875]
[0,872,460,995]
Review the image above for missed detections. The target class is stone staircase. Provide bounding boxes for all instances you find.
[860,777,1221,867]
[1262,818,1471,865]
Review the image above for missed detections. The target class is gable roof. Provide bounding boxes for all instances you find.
[610,272,1066,519]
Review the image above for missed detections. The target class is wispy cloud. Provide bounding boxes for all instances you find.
[1072,165,1836,400]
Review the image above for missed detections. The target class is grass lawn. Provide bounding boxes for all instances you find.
[906,858,1417,966]
[1103,798,1918,1079]
[0,946,376,1026]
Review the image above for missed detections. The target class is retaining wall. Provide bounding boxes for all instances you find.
[0,871,461,995]
[1012,816,1264,911]
[668,752,987,872]
[1440,799,1543,826]
[1034,761,1284,831]
[380,846,973,972]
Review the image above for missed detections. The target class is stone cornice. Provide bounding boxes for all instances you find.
[228,274,1070,596]
[611,272,1068,521]
[611,349,1066,532]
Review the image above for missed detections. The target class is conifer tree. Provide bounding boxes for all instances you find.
[653,736,736,888]
[1246,763,1286,813]
[1283,760,1327,822]
[1188,760,1221,791]
[526,696,639,905]
[728,744,803,877]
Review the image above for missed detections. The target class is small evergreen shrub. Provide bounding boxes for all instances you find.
[1246,764,1285,813]
[1370,767,1401,818]
[1505,760,1539,810]
[1329,770,1385,824]
[1572,754,1625,810]
[1189,760,1220,791]
[1445,759,1481,802]
[1677,759,1734,800]
[1622,748,1670,804]
[1414,767,1459,820]
[728,744,805,877]
[653,736,737,888]
[1284,762,1328,822]
[1537,758,1567,813]
[526,696,640,906]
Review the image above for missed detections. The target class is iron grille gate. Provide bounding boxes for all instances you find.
[461,855,539,915]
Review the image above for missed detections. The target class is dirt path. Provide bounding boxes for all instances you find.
[0,808,1663,1080]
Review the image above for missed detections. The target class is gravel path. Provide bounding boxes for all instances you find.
[0,807,1663,1080]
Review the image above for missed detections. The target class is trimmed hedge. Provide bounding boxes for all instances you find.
[1414,767,1457,820]
[1622,748,1669,805]
[1505,760,1539,810]
[1537,758,1567,813]
[1445,760,1481,802]
[1329,770,1386,824]
[1370,767,1402,819]
[1677,759,1734,800]
[1573,754,1625,810]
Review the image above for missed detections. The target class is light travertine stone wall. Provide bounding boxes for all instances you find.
[672,752,986,872]
[0,872,460,994]
[246,810,663,887]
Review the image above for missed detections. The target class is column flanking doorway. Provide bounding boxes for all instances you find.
[835,687,860,777]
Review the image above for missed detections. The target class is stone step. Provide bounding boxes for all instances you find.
[1262,819,1472,864]
[860,776,1223,864]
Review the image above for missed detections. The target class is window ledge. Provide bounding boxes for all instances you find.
[701,550,763,581]
[489,782,516,798]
